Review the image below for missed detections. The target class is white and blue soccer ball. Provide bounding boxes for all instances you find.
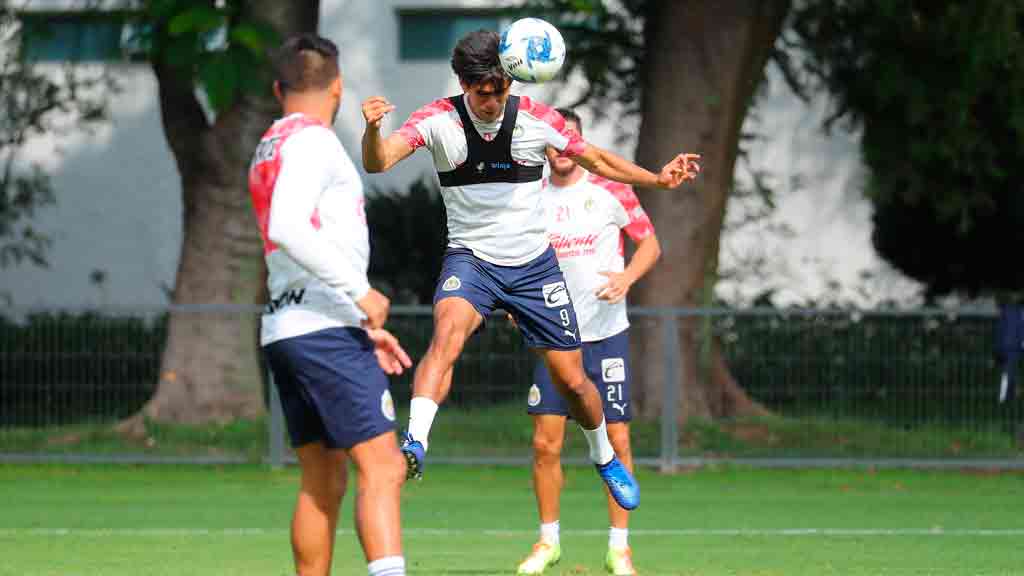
[498,18,566,84]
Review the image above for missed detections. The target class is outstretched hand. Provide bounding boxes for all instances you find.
[365,328,413,375]
[362,96,396,130]
[656,153,701,189]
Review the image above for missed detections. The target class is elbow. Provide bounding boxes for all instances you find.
[649,237,663,263]
[363,158,389,174]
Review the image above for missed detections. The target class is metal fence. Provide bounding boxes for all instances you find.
[1,306,1022,467]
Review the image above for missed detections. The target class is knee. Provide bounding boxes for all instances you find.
[302,472,346,511]
[361,451,407,490]
[532,431,564,462]
[559,372,591,398]
[326,472,347,504]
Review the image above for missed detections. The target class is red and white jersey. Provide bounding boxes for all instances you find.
[544,172,655,342]
[397,94,585,266]
[249,113,370,345]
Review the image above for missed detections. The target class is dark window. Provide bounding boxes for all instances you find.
[398,10,502,61]
[21,12,126,62]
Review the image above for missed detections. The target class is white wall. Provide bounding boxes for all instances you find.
[723,68,921,307]
[0,1,919,310]
[4,65,181,310]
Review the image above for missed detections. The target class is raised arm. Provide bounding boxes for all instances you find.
[361,96,415,173]
[573,143,700,190]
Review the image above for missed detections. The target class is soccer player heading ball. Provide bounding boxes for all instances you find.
[360,23,699,554]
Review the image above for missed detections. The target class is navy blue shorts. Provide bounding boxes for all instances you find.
[263,327,396,450]
[433,246,581,350]
[526,329,632,422]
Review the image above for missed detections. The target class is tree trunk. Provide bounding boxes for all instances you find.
[130,1,318,426]
[631,0,788,425]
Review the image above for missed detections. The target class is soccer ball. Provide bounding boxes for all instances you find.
[498,18,566,84]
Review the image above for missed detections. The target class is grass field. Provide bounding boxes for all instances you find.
[2,463,1023,575]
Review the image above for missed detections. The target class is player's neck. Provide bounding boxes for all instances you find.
[549,167,585,188]
[282,95,334,127]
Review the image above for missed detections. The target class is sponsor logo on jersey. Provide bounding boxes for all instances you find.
[528,384,542,407]
[612,402,628,416]
[476,162,486,173]
[542,282,570,307]
[564,329,577,342]
[381,390,396,421]
[514,124,525,138]
[442,275,462,291]
[548,233,598,251]
[602,358,626,382]
[584,197,595,212]
[266,289,305,313]
[549,233,599,259]
[251,136,279,167]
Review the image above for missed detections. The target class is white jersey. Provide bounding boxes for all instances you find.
[544,172,655,342]
[249,113,370,345]
[397,94,585,266]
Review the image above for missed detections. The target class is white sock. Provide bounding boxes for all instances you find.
[368,555,405,576]
[609,527,629,549]
[407,396,439,452]
[580,418,615,465]
[540,520,560,545]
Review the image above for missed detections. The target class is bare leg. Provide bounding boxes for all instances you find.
[536,349,638,511]
[348,431,407,562]
[539,348,604,429]
[292,443,348,576]
[531,415,568,524]
[406,298,482,452]
[411,297,482,402]
[606,422,633,529]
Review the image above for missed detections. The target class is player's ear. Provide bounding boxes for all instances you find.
[272,81,285,104]
[330,75,342,99]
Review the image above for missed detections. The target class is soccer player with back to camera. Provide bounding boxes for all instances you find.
[360,29,699,519]
[249,34,413,576]
[517,108,662,576]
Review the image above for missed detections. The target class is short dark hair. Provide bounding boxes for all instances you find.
[273,34,340,95]
[451,30,510,87]
[556,107,582,136]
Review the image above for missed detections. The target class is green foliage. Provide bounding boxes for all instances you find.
[134,0,279,112]
[0,312,167,426]
[791,1,1024,299]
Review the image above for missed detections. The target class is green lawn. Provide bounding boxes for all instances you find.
[1,463,1022,575]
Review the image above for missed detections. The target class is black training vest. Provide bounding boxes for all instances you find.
[437,95,544,187]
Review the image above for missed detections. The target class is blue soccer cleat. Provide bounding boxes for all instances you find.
[400,432,425,480]
[596,456,639,510]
